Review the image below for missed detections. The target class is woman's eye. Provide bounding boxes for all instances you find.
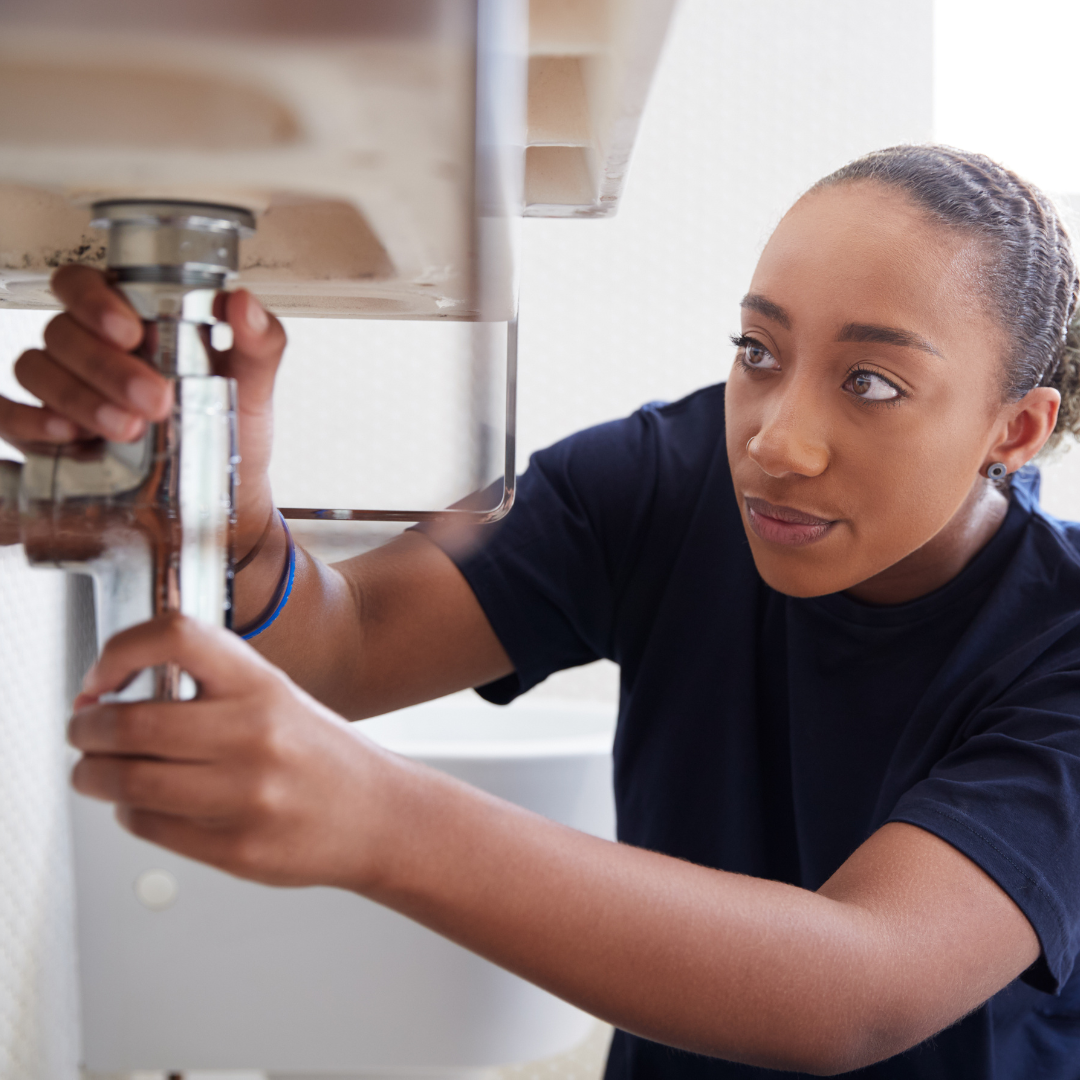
[845,370,900,402]
[736,337,779,370]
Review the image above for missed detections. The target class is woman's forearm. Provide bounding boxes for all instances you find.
[238,530,513,718]
[241,542,366,714]
[357,754,929,1075]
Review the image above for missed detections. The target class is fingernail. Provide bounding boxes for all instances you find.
[96,403,139,439]
[210,322,234,351]
[101,311,140,350]
[45,417,77,441]
[246,297,269,334]
[128,376,163,415]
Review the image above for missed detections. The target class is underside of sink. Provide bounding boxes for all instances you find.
[0,0,676,319]
[0,10,479,319]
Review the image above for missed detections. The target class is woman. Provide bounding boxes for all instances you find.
[8,146,1080,1077]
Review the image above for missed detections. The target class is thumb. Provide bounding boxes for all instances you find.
[82,614,276,701]
[213,290,286,410]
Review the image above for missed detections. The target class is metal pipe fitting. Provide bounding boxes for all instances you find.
[92,200,255,289]
[0,200,250,700]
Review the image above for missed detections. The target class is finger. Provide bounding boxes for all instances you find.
[71,691,96,713]
[68,699,252,760]
[116,807,257,877]
[43,313,172,421]
[50,265,143,351]
[15,349,147,441]
[72,754,253,818]
[82,613,278,701]
[0,394,79,444]
[216,290,285,407]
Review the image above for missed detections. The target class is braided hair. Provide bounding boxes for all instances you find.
[813,145,1080,453]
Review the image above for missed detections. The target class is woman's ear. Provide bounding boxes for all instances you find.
[984,387,1061,473]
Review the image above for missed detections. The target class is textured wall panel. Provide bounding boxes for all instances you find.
[0,546,77,1080]
[0,308,79,1080]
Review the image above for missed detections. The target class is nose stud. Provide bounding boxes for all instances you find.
[986,462,1008,479]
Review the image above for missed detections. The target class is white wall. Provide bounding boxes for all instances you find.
[935,0,1080,195]
[934,0,1080,520]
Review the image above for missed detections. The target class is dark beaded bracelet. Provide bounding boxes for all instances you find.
[234,511,296,640]
[234,507,276,574]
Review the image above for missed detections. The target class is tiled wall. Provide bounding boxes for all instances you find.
[0,311,78,1078]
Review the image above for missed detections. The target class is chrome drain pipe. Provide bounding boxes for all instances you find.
[0,200,252,700]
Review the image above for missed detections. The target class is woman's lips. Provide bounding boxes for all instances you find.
[743,496,836,547]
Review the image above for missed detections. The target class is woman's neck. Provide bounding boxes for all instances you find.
[844,480,1010,606]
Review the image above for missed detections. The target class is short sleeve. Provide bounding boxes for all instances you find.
[416,408,665,703]
[888,661,1080,993]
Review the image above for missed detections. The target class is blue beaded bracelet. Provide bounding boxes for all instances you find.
[236,511,296,640]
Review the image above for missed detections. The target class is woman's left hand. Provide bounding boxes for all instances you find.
[68,614,391,889]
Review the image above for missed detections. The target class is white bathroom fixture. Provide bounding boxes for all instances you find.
[0,0,679,519]
[526,0,680,216]
[0,0,519,321]
[73,696,617,1077]
[0,0,678,316]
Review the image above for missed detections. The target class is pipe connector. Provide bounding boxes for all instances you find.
[90,199,255,377]
[90,200,255,290]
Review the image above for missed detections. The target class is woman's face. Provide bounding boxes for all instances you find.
[725,180,1017,598]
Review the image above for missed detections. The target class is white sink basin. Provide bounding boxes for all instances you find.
[73,694,617,1078]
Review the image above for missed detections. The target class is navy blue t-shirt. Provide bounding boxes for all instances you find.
[422,382,1080,1079]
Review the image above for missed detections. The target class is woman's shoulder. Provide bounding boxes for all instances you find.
[952,472,1080,692]
[545,381,726,452]
[530,381,729,497]
[479,382,740,626]
[520,382,734,552]
[1016,468,1080,582]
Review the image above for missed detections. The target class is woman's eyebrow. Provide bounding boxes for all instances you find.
[740,293,791,329]
[837,322,942,357]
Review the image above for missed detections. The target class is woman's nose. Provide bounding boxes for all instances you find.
[747,405,829,479]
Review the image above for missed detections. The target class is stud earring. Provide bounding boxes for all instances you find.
[986,462,1008,480]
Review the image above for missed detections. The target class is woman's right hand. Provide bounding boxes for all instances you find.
[0,264,288,558]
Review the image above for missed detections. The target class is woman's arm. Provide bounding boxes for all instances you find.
[69,616,1040,1076]
[258,531,514,717]
[0,267,512,715]
[371,796,1033,1074]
